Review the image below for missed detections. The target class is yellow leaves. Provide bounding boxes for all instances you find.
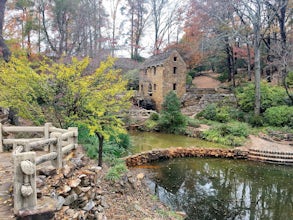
[0,56,44,123]
[38,55,132,137]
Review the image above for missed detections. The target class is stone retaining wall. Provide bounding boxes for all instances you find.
[125,147,248,167]
[181,89,237,116]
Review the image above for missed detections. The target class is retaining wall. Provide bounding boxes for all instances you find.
[125,147,248,167]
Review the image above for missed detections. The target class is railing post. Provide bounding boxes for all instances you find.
[50,132,62,169]
[44,123,52,151]
[68,127,78,149]
[13,151,37,214]
[0,123,2,152]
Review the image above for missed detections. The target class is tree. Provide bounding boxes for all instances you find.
[150,0,181,54]
[0,0,11,61]
[123,0,150,60]
[0,56,43,123]
[40,57,133,166]
[159,91,187,134]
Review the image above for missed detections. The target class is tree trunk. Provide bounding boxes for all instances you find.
[246,42,252,81]
[0,0,10,62]
[254,26,261,116]
[95,132,104,166]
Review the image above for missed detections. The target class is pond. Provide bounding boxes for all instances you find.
[129,131,293,220]
[128,131,228,154]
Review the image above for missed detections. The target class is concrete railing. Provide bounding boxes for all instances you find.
[0,123,78,215]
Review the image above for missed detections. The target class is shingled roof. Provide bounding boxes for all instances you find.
[141,50,175,69]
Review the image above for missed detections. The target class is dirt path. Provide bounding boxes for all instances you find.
[0,152,14,219]
[192,74,221,89]
[243,135,293,152]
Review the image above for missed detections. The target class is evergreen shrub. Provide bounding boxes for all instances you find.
[264,106,293,128]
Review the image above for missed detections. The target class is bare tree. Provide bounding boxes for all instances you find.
[150,0,180,54]
[124,0,150,59]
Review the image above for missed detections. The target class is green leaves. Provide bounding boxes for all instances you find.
[159,91,187,134]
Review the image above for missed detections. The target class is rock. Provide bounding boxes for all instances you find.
[64,193,78,206]
[82,199,96,211]
[63,164,74,178]
[65,208,75,217]
[176,211,187,218]
[56,196,65,211]
[97,205,104,213]
[101,197,109,208]
[68,178,81,188]
[96,189,104,195]
[95,212,107,220]
[89,165,102,173]
[58,185,71,195]
[36,176,45,188]
[136,173,144,180]
[38,165,56,176]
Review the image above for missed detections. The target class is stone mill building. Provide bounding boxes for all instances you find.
[138,50,187,111]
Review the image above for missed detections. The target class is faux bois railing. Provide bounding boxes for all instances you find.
[0,123,78,215]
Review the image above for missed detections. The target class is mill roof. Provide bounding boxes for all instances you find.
[142,50,175,69]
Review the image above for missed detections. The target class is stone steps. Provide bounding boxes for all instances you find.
[248,148,293,165]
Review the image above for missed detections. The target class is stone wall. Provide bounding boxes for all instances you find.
[125,147,248,167]
[181,88,237,116]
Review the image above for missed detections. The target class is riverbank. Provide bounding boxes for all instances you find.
[41,148,185,220]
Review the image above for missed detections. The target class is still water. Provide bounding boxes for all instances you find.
[129,132,293,220]
[128,131,228,154]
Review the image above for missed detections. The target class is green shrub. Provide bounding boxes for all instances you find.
[196,104,217,121]
[264,105,293,128]
[187,118,200,128]
[236,82,287,112]
[218,72,229,82]
[105,162,127,182]
[149,112,159,121]
[143,119,159,131]
[247,114,264,127]
[186,74,193,86]
[196,105,243,123]
[201,121,250,146]
[158,91,187,134]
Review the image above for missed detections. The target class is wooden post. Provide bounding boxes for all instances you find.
[68,127,78,149]
[0,123,2,152]
[50,132,62,168]
[13,151,37,214]
[44,123,52,151]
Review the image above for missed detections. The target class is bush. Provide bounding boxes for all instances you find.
[196,104,217,121]
[158,91,187,134]
[187,118,200,128]
[143,119,159,131]
[149,112,159,121]
[201,121,250,146]
[196,105,243,123]
[236,82,287,113]
[247,114,264,127]
[264,106,293,128]
[105,161,127,182]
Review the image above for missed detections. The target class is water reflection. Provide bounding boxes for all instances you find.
[129,131,227,154]
[145,158,293,220]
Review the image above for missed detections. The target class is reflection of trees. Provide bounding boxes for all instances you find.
[147,158,293,220]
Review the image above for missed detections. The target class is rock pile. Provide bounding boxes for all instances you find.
[38,154,108,220]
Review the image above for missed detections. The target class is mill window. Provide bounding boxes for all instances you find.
[173,67,177,74]
[173,83,177,90]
